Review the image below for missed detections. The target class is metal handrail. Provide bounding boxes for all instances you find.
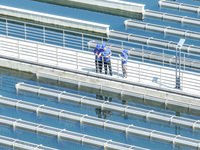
[1,16,200,70]
[0,35,200,93]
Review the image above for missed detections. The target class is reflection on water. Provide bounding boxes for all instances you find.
[95,94,112,119]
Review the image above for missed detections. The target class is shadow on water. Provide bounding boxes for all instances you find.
[32,0,143,20]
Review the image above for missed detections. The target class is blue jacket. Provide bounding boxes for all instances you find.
[97,49,104,61]
[121,53,128,64]
[101,48,112,62]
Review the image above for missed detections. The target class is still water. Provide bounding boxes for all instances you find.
[0,0,200,150]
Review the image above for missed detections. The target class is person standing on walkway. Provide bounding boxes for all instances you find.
[94,43,101,73]
[97,44,104,73]
[101,44,112,76]
[120,49,128,78]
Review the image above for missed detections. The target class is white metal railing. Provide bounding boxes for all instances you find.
[88,40,200,70]
[159,0,200,14]
[0,135,58,150]
[145,9,200,26]
[13,84,200,130]
[0,35,200,93]
[1,94,200,149]
[1,17,200,70]
[124,19,200,40]
[0,114,148,150]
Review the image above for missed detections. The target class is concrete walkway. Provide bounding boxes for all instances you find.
[0,35,200,106]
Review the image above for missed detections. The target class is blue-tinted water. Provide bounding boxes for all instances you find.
[0,0,200,149]
[0,68,199,150]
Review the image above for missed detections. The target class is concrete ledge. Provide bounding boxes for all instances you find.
[2,56,200,115]
[0,56,200,105]
[66,0,145,13]
[0,5,110,35]
[33,0,145,14]
[32,0,144,20]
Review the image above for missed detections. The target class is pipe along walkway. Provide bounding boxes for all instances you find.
[159,0,200,14]
[109,30,200,54]
[0,115,147,150]
[0,135,58,150]
[15,82,200,130]
[2,95,200,149]
[125,19,200,41]
[145,9,200,27]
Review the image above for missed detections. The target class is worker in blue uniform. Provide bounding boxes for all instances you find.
[100,44,112,76]
[94,43,101,73]
[97,44,104,73]
[120,49,128,78]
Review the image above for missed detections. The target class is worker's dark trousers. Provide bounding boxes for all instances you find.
[122,63,127,78]
[104,60,112,76]
[98,60,102,73]
[95,59,99,73]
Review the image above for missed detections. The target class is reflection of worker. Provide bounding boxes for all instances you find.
[95,94,112,119]
[100,44,112,76]
[120,49,128,78]
[94,44,101,73]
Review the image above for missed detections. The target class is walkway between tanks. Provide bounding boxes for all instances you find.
[0,36,200,106]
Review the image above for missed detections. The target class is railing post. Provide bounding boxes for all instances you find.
[163,49,164,67]
[56,48,58,66]
[142,46,144,63]
[122,41,123,50]
[184,53,185,71]
[82,34,84,51]
[181,72,183,90]
[63,30,65,47]
[43,26,45,44]
[6,19,8,36]
[24,23,26,40]
[138,64,141,82]
[18,40,20,58]
[76,51,78,69]
[37,44,39,62]
[117,60,119,78]
[160,68,162,87]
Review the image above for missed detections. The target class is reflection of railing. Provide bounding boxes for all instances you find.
[1,17,200,70]
[1,35,200,92]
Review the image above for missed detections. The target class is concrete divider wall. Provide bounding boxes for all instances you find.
[68,0,145,13]
[1,56,200,108]
[0,5,110,35]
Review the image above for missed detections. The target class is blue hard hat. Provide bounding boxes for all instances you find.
[102,44,106,48]
[96,44,101,48]
[123,49,128,54]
